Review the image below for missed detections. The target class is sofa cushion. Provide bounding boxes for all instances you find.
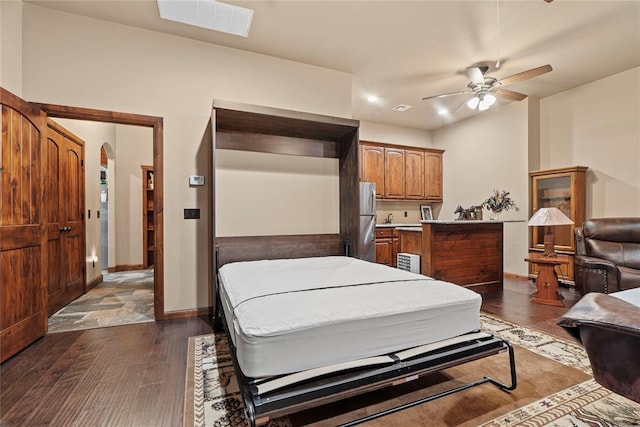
[618,266,640,291]
[584,218,640,269]
[583,218,640,243]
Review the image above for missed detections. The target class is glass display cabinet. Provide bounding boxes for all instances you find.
[529,166,588,283]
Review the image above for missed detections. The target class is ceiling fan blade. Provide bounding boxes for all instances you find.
[422,90,471,101]
[494,88,528,101]
[466,67,485,85]
[497,64,552,87]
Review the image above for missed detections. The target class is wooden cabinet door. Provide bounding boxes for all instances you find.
[360,144,385,197]
[0,88,48,363]
[392,237,399,267]
[405,149,425,199]
[425,152,443,201]
[46,120,85,316]
[375,238,393,266]
[384,148,405,198]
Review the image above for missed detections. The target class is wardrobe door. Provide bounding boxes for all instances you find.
[46,120,85,315]
[0,88,48,362]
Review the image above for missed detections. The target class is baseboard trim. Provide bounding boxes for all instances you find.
[86,274,103,291]
[107,264,144,273]
[504,272,529,281]
[163,306,212,320]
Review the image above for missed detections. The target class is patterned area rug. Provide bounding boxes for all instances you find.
[184,313,640,426]
[48,269,155,333]
[479,314,640,426]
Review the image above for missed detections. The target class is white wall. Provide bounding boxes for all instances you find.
[113,125,153,266]
[359,120,433,148]
[0,0,22,94]
[433,101,530,276]
[216,151,339,236]
[21,4,352,313]
[540,66,640,218]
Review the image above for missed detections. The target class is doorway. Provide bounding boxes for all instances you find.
[35,102,165,321]
[47,125,156,333]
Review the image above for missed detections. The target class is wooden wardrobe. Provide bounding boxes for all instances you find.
[1,88,86,362]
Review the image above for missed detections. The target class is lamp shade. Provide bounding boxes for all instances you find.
[527,207,574,226]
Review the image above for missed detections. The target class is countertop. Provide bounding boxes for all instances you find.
[420,219,525,224]
[376,219,525,228]
[376,223,421,228]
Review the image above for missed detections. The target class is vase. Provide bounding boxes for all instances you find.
[489,212,501,221]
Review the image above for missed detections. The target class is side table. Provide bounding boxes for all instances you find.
[525,253,570,307]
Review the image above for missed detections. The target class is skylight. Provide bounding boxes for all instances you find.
[157,0,254,38]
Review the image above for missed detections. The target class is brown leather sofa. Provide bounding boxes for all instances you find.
[574,218,640,295]
[558,290,640,403]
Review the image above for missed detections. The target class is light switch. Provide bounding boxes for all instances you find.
[184,208,200,219]
[189,175,205,186]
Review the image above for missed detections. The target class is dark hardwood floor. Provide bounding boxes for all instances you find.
[1,316,213,427]
[482,277,581,339]
[0,277,581,426]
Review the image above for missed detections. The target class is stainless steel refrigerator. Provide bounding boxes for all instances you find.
[358,182,377,262]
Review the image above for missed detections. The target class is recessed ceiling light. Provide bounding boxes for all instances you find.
[157,0,254,37]
[438,109,448,115]
[367,95,379,103]
[392,104,412,112]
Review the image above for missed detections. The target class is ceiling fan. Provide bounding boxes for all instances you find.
[422,64,553,112]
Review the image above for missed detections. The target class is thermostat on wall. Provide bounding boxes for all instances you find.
[189,175,205,186]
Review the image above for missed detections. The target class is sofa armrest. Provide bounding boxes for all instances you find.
[558,292,640,403]
[574,255,620,294]
[559,292,640,337]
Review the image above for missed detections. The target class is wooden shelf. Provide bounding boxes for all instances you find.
[142,165,155,269]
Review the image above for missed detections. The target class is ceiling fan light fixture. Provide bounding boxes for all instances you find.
[467,97,480,109]
[478,100,490,111]
[484,94,496,106]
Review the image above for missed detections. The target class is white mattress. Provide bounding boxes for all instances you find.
[611,288,640,307]
[218,256,482,378]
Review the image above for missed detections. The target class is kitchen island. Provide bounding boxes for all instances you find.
[399,221,503,293]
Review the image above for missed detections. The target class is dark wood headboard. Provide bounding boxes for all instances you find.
[215,234,346,269]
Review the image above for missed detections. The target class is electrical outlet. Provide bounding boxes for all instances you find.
[184,208,200,219]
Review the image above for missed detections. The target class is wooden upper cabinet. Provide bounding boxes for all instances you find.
[405,149,425,199]
[384,148,405,199]
[425,152,443,201]
[360,144,385,198]
[359,141,443,202]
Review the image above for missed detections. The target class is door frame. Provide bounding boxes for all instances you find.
[34,103,165,320]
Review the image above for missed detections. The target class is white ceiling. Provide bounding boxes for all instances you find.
[25,0,640,130]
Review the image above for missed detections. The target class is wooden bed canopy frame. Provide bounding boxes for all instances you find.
[209,100,517,426]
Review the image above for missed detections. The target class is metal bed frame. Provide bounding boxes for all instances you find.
[213,263,517,426]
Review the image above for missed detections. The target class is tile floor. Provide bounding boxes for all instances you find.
[47,269,155,333]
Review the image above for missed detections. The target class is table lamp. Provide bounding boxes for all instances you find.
[527,207,574,257]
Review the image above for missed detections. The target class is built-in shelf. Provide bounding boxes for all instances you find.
[142,165,155,269]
